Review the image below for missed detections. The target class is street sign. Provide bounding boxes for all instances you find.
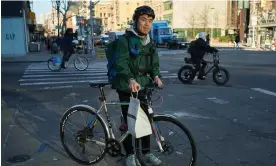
[252,16,257,26]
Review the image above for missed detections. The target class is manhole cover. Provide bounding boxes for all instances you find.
[7,155,31,163]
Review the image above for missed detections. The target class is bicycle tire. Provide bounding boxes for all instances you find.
[136,115,197,166]
[60,106,108,165]
[212,66,230,85]
[178,65,193,84]
[47,58,62,72]
[74,56,89,71]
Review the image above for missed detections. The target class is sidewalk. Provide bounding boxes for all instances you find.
[212,42,263,51]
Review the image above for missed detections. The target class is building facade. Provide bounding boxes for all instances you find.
[226,0,251,42]
[1,1,36,56]
[93,0,163,32]
[248,0,276,47]
[94,2,113,32]
[163,0,227,39]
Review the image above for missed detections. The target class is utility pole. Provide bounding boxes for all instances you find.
[251,0,257,48]
[56,0,61,39]
[89,0,100,57]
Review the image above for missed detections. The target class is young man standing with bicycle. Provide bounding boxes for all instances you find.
[111,5,163,166]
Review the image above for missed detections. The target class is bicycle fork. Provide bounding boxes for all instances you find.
[148,107,165,152]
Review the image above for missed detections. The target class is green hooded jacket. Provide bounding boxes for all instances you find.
[111,28,160,93]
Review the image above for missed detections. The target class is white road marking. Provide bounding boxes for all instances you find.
[20,79,108,86]
[24,69,169,74]
[19,76,108,82]
[170,111,215,119]
[41,85,73,90]
[24,71,107,75]
[24,69,107,73]
[23,73,107,78]
[20,62,177,89]
[161,74,177,78]
[22,71,170,78]
[206,97,229,104]
[251,88,276,97]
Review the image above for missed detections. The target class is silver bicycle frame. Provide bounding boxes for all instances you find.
[86,87,165,152]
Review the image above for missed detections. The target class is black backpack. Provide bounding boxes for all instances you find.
[187,40,196,54]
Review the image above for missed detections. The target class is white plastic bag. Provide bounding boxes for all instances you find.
[127,95,152,138]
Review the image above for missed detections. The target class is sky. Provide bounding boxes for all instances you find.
[32,0,110,23]
[33,0,53,23]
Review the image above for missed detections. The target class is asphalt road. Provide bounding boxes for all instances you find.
[1,49,276,166]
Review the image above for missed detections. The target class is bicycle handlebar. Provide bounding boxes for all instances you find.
[140,83,163,91]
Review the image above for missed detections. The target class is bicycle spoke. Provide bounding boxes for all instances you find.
[141,116,196,166]
[60,108,108,165]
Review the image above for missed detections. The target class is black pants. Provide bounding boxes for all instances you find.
[117,90,151,156]
[190,58,207,80]
[61,51,72,67]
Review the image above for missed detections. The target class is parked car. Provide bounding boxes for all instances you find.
[167,38,189,49]
[100,36,109,46]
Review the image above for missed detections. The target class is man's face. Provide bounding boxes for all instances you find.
[137,14,153,35]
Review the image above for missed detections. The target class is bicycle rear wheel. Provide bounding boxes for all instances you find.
[47,57,62,71]
[74,56,89,71]
[136,115,197,166]
[60,106,108,165]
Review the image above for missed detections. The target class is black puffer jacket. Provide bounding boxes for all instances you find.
[190,38,218,59]
[60,34,74,52]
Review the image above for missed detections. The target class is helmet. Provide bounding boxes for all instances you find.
[132,5,155,22]
[196,32,206,40]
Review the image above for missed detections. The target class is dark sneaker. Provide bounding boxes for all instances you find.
[198,76,206,80]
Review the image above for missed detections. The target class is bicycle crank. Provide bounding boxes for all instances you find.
[106,139,124,157]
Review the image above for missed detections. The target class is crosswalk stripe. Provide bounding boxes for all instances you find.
[42,85,73,90]
[22,73,108,78]
[19,76,108,82]
[19,62,178,89]
[23,70,169,75]
[20,79,108,86]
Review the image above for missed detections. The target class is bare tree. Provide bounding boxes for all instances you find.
[198,5,210,32]
[52,0,84,35]
[214,11,219,37]
[185,11,197,37]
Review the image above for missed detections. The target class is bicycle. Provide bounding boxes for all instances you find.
[60,83,197,166]
[48,40,89,72]
[178,52,230,85]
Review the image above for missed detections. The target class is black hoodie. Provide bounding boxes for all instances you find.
[190,38,218,59]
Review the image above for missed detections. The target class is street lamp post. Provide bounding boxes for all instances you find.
[56,0,60,39]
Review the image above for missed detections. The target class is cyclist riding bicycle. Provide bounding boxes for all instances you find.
[111,5,163,166]
[60,28,75,69]
[188,32,218,81]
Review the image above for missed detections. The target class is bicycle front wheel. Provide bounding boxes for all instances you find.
[137,115,197,166]
[74,56,89,71]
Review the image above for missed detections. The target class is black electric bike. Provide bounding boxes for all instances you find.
[178,52,230,85]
